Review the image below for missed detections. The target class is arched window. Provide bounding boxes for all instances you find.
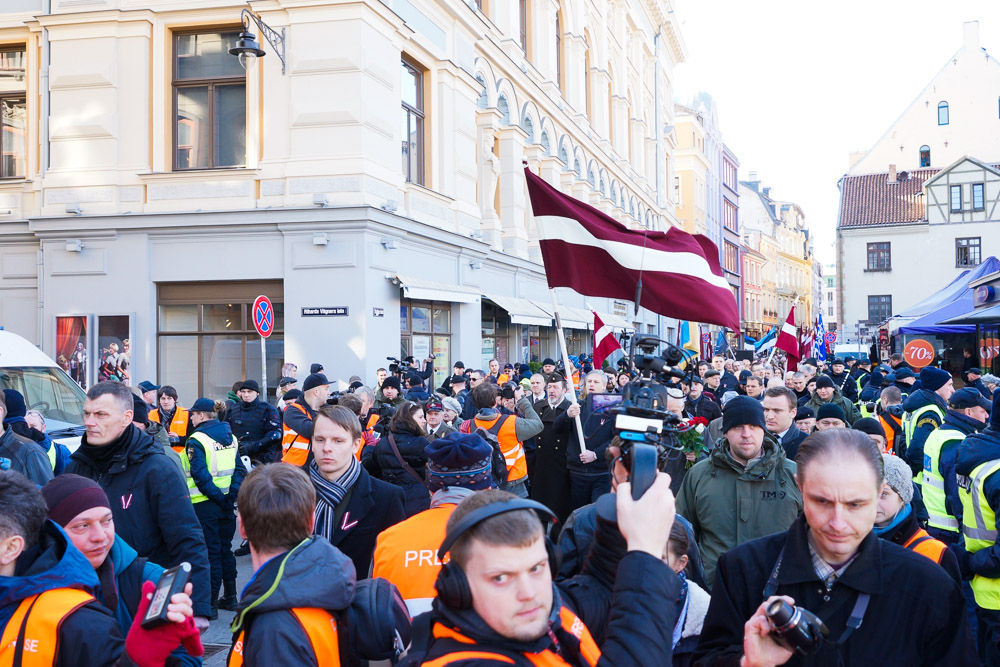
[476,75,488,109]
[573,158,581,175]
[587,168,595,187]
[558,144,569,167]
[540,130,550,155]
[920,145,931,168]
[938,101,949,126]
[497,94,510,125]
[521,115,534,143]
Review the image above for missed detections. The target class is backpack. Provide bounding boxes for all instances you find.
[338,577,412,665]
[459,417,510,487]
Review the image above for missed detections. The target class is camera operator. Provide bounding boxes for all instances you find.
[411,477,682,665]
[692,429,976,666]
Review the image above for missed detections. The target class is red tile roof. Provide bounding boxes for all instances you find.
[837,168,938,228]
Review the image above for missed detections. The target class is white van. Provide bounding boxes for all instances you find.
[0,330,87,450]
[833,343,871,362]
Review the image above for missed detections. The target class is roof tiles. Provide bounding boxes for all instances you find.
[837,168,937,228]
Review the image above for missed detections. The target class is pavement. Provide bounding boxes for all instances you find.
[200,534,256,665]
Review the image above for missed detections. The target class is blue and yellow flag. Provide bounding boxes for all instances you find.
[677,320,700,368]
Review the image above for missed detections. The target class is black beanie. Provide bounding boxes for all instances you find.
[131,393,149,424]
[722,396,767,433]
[42,474,112,528]
[382,376,402,392]
[817,403,847,423]
[853,417,886,441]
[815,375,835,390]
[2,389,26,419]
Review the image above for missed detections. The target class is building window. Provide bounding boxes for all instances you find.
[920,145,930,167]
[867,295,892,324]
[402,300,451,387]
[956,237,981,268]
[866,242,891,271]
[519,0,529,55]
[401,59,424,185]
[723,199,738,231]
[950,184,962,212]
[172,31,246,170]
[973,182,985,211]
[938,101,949,125]
[0,48,26,180]
[724,241,739,274]
[828,306,833,317]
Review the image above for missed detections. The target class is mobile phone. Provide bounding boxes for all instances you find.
[141,562,191,629]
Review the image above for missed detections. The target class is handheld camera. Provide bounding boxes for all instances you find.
[765,599,829,656]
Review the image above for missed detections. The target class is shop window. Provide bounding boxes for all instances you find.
[401,299,451,387]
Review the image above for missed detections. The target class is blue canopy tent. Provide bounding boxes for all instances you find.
[895,257,1000,335]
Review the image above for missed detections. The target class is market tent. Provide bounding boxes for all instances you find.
[938,301,1000,326]
[894,257,1000,335]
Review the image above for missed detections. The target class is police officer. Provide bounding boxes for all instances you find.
[225,379,282,464]
[187,398,246,618]
[922,388,990,545]
[903,366,955,478]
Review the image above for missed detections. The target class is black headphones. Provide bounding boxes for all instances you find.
[435,499,558,610]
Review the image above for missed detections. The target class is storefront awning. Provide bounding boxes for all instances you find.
[483,295,553,327]
[531,301,591,329]
[388,274,481,304]
[595,311,634,330]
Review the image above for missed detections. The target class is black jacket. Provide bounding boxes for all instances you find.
[313,466,405,578]
[531,398,573,524]
[826,369,857,402]
[366,428,431,517]
[0,426,53,485]
[560,401,615,476]
[225,398,282,463]
[0,521,124,666]
[686,395,722,423]
[65,424,212,618]
[776,426,808,462]
[692,515,977,666]
[229,536,356,666]
[413,552,680,666]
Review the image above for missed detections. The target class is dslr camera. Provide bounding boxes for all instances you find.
[765,599,829,655]
[500,382,518,400]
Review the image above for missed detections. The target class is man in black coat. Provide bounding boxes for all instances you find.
[65,381,213,628]
[531,373,573,524]
[825,357,858,402]
[685,377,722,423]
[225,379,282,463]
[762,386,807,461]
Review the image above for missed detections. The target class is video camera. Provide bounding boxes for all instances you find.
[386,356,403,376]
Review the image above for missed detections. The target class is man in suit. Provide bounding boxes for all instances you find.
[762,386,807,461]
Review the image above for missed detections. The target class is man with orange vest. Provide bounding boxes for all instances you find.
[874,454,962,583]
[876,386,905,456]
[461,381,542,499]
[148,385,190,449]
[282,373,330,466]
[409,475,682,665]
[227,463,355,666]
[371,432,494,616]
[0,470,201,666]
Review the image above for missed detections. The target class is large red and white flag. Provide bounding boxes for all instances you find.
[524,167,740,331]
[777,308,800,370]
[799,328,814,363]
[593,312,623,369]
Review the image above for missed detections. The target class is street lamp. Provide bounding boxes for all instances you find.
[229,8,286,74]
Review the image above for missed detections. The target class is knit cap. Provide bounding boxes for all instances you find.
[816,403,847,424]
[441,397,461,415]
[2,389,27,420]
[881,454,913,504]
[853,417,886,442]
[920,367,951,392]
[42,474,112,527]
[425,432,493,492]
[814,375,835,390]
[721,396,767,433]
[795,406,815,421]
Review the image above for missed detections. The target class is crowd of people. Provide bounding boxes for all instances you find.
[0,346,997,665]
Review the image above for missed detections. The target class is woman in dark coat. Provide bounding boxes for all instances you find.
[365,400,431,517]
[692,429,977,667]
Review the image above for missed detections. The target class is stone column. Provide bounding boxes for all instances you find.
[497,124,530,259]
[477,108,503,249]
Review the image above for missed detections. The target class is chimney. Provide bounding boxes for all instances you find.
[964,21,980,51]
[888,164,897,185]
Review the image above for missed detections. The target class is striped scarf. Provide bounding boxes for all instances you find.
[309,456,361,540]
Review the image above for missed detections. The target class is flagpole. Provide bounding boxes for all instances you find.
[548,289,589,454]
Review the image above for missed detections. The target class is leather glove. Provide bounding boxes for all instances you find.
[950,543,973,580]
[126,580,204,667]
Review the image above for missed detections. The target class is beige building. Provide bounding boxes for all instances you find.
[0,0,688,398]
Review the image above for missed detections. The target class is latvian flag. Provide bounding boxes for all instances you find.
[592,312,623,369]
[524,167,740,331]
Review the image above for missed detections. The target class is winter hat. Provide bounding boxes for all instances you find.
[722,396,767,433]
[450,375,467,386]
[434,386,452,399]
[190,397,216,413]
[894,367,915,381]
[441,397,461,414]
[453,361,465,369]
[853,417,886,442]
[349,381,365,392]
[795,406,815,421]
[831,358,845,367]
[283,389,303,402]
[542,358,556,366]
[518,364,531,376]
[721,390,740,406]
[131,394,149,424]
[239,379,260,393]
[137,380,159,393]
[881,454,914,504]
[966,367,983,378]
[42,474,112,528]
[816,403,847,424]
[920,367,951,392]
[278,376,297,388]
[310,363,324,374]
[381,376,402,392]
[303,373,331,393]
[425,432,493,492]
[2,389,27,420]
[814,375,835,390]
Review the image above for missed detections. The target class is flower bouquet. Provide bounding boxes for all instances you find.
[676,416,709,468]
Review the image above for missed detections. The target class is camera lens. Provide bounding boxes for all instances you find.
[766,600,795,627]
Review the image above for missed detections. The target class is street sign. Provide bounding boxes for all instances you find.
[252,296,274,338]
[903,339,935,369]
[701,333,711,344]
[824,332,837,344]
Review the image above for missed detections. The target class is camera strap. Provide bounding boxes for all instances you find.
[762,547,871,647]
[386,433,430,490]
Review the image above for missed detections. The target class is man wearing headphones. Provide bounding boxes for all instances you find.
[412,472,680,665]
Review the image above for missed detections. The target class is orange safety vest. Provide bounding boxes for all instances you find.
[150,406,190,452]
[0,588,95,666]
[903,528,948,565]
[474,414,526,483]
[229,607,339,666]
[880,412,903,455]
[357,414,380,461]
[282,402,313,466]
[421,607,601,667]
[371,504,457,617]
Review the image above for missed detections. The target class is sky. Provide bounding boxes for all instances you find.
[671,0,1000,264]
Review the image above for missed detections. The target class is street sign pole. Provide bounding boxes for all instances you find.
[252,295,274,402]
[260,336,268,401]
